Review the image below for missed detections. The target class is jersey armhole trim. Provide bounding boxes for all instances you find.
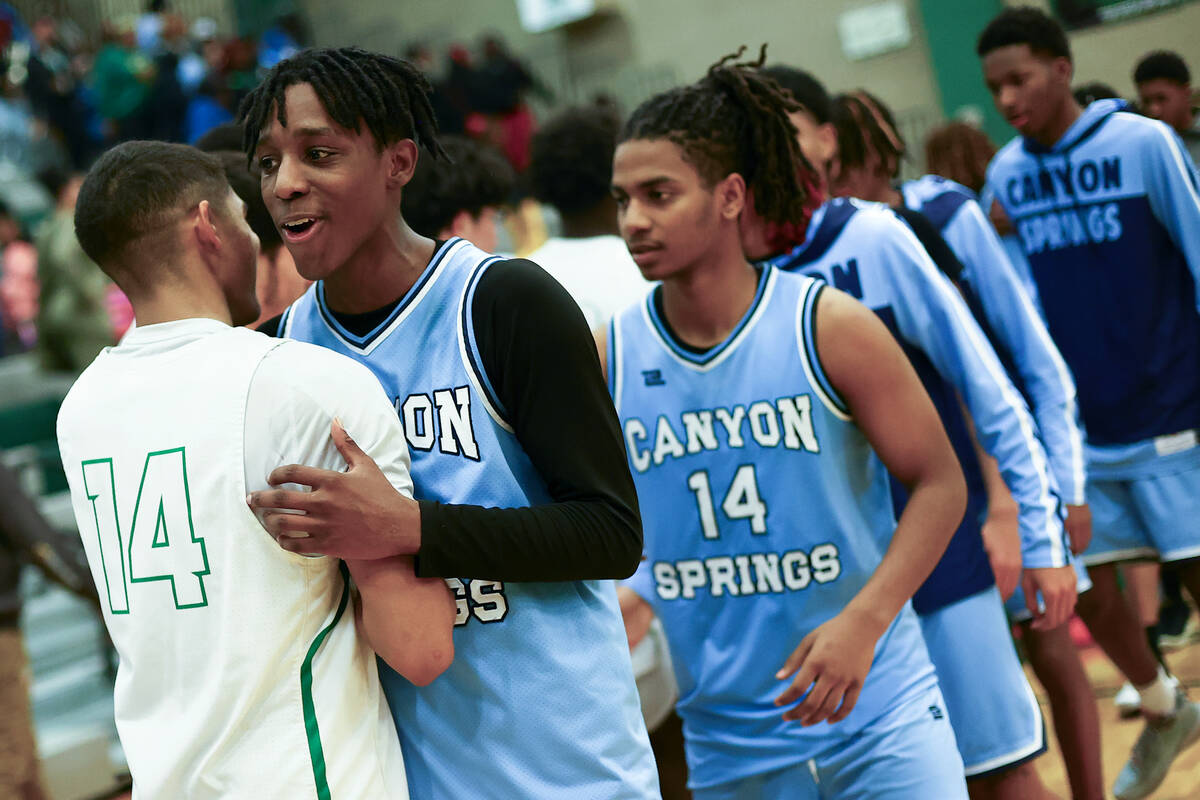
[300,561,350,800]
[457,255,512,432]
[608,315,622,413]
[797,279,851,421]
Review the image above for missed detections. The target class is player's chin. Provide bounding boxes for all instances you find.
[290,250,337,283]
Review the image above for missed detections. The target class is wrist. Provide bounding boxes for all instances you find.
[840,601,893,641]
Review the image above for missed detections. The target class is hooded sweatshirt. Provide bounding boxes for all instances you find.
[986,99,1200,453]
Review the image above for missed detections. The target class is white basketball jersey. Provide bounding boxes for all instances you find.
[57,323,408,800]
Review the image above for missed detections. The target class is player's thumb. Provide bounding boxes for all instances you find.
[331,418,366,468]
[1021,571,1038,618]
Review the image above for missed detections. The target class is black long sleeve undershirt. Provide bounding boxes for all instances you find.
[259,256,643,582]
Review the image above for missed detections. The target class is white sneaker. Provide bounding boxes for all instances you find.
[1113,689,1200,800]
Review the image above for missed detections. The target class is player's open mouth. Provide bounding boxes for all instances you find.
[280,217,321,242]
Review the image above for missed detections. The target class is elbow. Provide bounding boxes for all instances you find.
[943,466,968,539]
[382,637,455,687]
[612,512,644,580]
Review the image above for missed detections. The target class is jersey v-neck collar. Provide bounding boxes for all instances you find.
[313,237,462,352]
[644,264,775,371]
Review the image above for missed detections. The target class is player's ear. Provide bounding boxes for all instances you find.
[386,139,419,189]
[815,122,838,169]
[193,200,222,254]
[1052,56,1074,85]
[715,172,747,221]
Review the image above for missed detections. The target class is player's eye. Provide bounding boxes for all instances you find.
[307,148,334,162]
[257,155,277,173]
[648,190,671,202]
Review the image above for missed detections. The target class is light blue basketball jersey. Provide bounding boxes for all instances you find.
[612,266,937,789]
[902,175,1087,506]
[278,238,658,799]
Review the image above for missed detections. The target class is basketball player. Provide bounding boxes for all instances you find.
[608,49,969,799]
[819,82,1103,799]
[979,8,1200,798]
[57,141,455,799]
[239,48,659,798]
[742,64,1072,799]
[206,151,310,326]
[400,135,514,253]
[526,105,653,330]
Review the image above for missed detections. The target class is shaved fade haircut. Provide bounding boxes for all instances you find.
[75,141,231,285]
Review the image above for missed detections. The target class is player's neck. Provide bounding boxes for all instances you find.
[660,243,760,350]
[321,220,437,314]
[131,280,233,328]
[857,177,901,207]
[1031,97,1084,149]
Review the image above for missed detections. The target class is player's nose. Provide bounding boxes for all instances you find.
[273,155,309,200]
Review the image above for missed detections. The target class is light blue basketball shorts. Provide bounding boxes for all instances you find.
[922,587,1046,777]
[692,684,967,800]
[1005,555,1092,624]
[1084,435,1200,565]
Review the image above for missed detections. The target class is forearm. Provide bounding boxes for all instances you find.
[845,467,965,634]
[416,497,642,581]
[346,556,454,685]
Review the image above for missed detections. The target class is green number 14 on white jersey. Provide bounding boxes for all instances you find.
[81,447,211,613]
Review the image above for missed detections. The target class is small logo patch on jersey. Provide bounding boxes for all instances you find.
[929,705,944,721]
[642,369,666,387]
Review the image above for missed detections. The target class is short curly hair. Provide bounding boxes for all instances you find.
[401,136,515,238]
[1134,51,1190,86]
[977,6,1071,62]
[529,105,621,217]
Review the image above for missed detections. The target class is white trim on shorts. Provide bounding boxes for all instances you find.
[1081,546,1158,566]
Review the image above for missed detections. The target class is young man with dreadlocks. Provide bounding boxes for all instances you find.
[239,47,659,798]
[824,84,1103,800]
[606,48,969,798]
[979,8,1200,798]
[728,64,1078,799]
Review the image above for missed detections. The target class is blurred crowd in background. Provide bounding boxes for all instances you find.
[0,0,566,378]
[0,1,1195,382]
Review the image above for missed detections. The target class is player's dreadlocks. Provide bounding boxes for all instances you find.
[831,90,906,180]
[620,45,819,239]
[237,46,447,164]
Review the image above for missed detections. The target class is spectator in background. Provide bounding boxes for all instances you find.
[177,17,219,96]
[525,105,650,330]
[136,0,168,55]
[26,16,91,169]
[474,34,550,171]
[33,167,115,373]
[91,21,154,143]
[0,201,37,352]
[144,13,189,142]
[185,73,233,144]
[400,135,514,252]
[258,13,306,71]
[1134,50,1200,165]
